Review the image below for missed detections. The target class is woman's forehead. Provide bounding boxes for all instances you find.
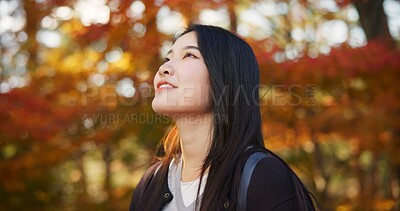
[166,32,198,56]
[173,32,197,48]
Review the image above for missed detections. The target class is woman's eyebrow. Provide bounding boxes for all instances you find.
[166,45,200,56]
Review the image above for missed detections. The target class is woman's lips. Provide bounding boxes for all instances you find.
[156,81,177,92]
[158,84,174,89]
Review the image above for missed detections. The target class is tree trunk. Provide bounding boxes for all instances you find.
[312,132,330,205]
[227,0,237,33]
[22,0,41,73]
[103,145,113,209]
[353,0,395,47]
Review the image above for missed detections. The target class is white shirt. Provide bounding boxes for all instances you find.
[162,158,208,211]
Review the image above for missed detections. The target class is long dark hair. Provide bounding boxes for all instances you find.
[149,24,314,210]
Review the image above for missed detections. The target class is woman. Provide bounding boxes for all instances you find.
[130,24,316,211]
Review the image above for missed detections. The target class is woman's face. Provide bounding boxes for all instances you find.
[152,32,212,116]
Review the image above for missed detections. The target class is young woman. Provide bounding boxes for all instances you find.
[129,24,316,211]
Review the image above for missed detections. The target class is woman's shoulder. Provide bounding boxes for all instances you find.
[239,147,294,191]
[244,147,313,210]
[255,149,292,175]
[251,154,295,190]
[245,148,294,190]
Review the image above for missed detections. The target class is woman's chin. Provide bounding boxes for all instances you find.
[152,98,173,114]
[152,97,212,116]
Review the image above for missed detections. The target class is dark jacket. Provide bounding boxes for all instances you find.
[129,146,315,211]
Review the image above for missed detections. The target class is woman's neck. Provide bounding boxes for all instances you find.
[174,113,213,182]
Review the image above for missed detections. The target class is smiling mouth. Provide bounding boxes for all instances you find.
[158,84,174,89]
[156,82,177,92]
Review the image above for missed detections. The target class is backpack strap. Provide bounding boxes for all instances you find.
[237,152,268,211]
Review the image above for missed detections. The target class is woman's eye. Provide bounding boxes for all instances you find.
[183,53,197,59]
[164,57,170,63]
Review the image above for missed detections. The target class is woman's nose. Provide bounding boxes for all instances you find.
[158,63,174,76]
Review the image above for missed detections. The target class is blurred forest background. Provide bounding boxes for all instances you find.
[0,0,399,210]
